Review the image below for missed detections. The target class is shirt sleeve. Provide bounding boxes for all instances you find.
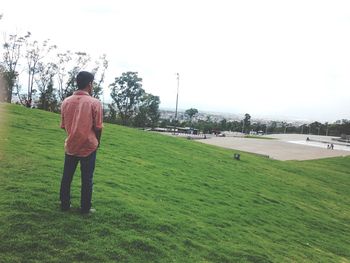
[93,101,103,130]
[60,103,65,129]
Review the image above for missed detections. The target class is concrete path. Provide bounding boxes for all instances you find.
[197,134,350,161]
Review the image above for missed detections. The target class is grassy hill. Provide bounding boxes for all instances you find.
[0,103,349,263]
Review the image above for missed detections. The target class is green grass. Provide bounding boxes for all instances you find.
[0,103,349,263]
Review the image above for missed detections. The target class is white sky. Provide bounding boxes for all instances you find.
[1,0,350,122]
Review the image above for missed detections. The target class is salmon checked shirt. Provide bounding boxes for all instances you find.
[60,90,103,157]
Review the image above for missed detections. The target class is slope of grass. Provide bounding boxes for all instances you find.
[0,103,8,155]
[0,103,349,262]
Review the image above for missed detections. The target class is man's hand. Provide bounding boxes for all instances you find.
[95,128,102,148]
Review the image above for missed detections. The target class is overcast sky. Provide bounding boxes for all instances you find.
[1,0,350,122]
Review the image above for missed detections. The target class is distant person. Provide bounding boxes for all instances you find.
[59,71,103,214]
[331,143,334,150]
[327,144,330,149]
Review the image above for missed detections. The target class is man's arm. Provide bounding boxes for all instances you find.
[93,101,103,148]
[60,102,65,130]
[95,128,102,148]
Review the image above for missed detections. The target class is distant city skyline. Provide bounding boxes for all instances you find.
[1,0,350,122]
[158,107,316,123]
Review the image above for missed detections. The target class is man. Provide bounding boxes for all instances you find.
[60,71,103,214]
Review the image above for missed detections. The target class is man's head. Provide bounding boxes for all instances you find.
[76,71,94,94]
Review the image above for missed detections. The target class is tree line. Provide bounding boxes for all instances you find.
[0,30,160,128]
[160,110,350,138]
[0,19,348,135]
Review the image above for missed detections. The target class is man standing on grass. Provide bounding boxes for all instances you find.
[60,71,103,214]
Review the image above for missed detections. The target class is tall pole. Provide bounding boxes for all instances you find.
[175,73,179,126]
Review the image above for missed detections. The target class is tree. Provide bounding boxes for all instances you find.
[228,120,242,132]
[56,51,90,101]
[63,52,91,100]
[281,121,288,134]
[309,121,322,135]
[185,108,198,123]
[220,118,227,131]
[55,51,107,102]
[134,93,160,128]
[196,119,213,134]
[105,103,118,123]
[56,51,72,101]
[24,37,56,107]
[109,72,144,126]
[1,32,30,102]
[159,118,172,128]
[91,54,108,99]
[243,113,251,133]
[36,62,58,112]
[299,124,307,134]
[37,79,58,112]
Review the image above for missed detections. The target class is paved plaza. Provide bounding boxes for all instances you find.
[198,134,350,161]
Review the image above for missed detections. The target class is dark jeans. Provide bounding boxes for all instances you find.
[60,151,96,212]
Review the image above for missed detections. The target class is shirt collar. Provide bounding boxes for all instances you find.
[73,90,90,96]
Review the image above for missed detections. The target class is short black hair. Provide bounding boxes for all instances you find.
[76,71,94,90]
